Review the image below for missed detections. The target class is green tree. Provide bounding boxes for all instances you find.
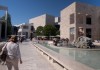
[36,26,44,36]
[56,30,60,35]
[0,13,12,36]
[7,13,12,36]
[43,25,57,37]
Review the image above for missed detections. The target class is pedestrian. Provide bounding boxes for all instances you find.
[0,36,12,65]
[20,37,23,43]
[2,35,22,70]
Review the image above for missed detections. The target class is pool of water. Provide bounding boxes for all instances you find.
[39,43,100,70]
[40,42,59,53]
[61,49,100,70]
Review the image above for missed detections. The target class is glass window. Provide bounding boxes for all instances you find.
[70,13,74,24]
[70,27,75,34]
[23,25,28,29]
[86,15,91,25]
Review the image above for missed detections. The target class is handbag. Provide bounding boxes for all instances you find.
[0,43,7,61]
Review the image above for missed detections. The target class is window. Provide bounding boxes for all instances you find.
[70,27,75,34]
[86,28,92,38]
[70,27,75,41]
[86,16,91,25]
[23,26,28,29]
[70,13,74,24]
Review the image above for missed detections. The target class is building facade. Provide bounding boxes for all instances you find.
[60,2,100,42]
[18,23,34,38]
[29,14,55,30]
[55,17,60,30]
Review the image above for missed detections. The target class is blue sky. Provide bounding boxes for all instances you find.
[0,0,100,25]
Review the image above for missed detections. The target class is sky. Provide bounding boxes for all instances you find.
[0,0,100,25]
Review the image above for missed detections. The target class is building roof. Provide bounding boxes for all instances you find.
[0,5,8,11]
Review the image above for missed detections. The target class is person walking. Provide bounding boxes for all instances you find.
[2,35,22,70]
[20,37,23,43]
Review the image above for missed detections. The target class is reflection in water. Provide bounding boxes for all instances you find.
[39,43,100,70]
[63,49,100,70]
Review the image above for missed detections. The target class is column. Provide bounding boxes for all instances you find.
[5,10,8,38]
[0,23,1,40]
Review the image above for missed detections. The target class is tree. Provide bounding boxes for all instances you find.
[56,30,60,35]
[36,26,44,36]
[7,13,12,36]
[0,13,12,36]
[43,25,57,37]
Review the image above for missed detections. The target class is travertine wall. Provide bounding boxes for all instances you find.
[60,2,100,41]
[29,14,55,30]
[60,2,76,40]
[46,14,55,25]
[29,14,46,30]
[76,2,100,40]
[18,23,33,38]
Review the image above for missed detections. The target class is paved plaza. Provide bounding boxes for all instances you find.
[0,41,56,70]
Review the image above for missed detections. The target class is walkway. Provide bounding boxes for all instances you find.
[0,41,56,70]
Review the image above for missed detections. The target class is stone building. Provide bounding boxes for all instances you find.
[29,14,55,30]
[18,23,34,38]
[60,2,100,42]
[55,17,60,30]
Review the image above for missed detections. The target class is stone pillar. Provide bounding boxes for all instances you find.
[0,23,1,40]
[5,11,8,39]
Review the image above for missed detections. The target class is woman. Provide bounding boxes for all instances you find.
[4,35,22,70]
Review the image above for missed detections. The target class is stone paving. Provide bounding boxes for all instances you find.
[0,41,56,70]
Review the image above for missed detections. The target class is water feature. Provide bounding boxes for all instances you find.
[61,49,100,70]
[39,42,100,70]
